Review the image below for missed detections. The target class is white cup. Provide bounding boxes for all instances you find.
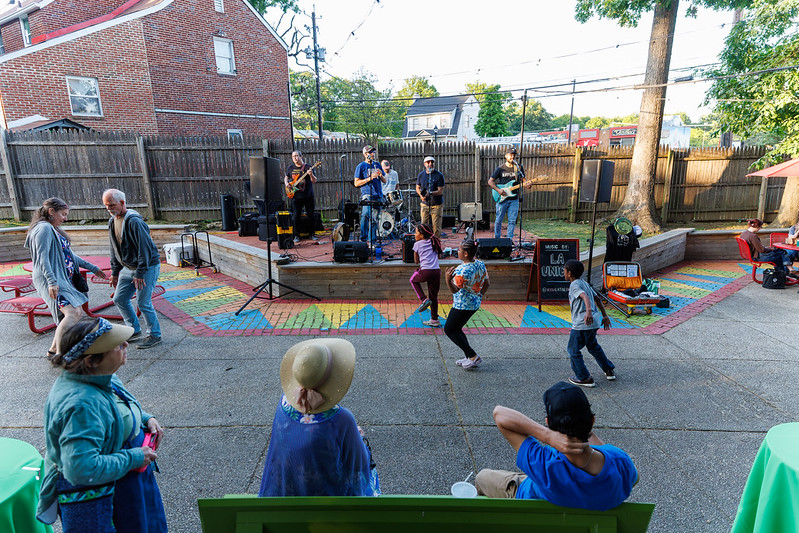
[450,481,477,498]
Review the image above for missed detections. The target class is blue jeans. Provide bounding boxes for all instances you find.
[494,198,519,239]
[759,250,790,273]
[359,196,379,241]
[114,264,161,338]
[567,328,614,381]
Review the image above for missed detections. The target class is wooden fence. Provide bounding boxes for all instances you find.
[0,130,779,225]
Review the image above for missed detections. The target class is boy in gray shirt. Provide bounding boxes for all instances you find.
[564,260,615,388]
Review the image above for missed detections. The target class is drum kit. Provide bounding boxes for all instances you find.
[331,188,418,243]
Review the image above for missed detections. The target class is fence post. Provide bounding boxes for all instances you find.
[757,176,768,221]
[660,149,675,224]
[262,138,269,158]
[473,145,481,203]
[136,136,156,220]
[0,129,21,221]
[569,147,582,223]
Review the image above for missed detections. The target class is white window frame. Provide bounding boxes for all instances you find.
[20,15,31,47]
[213,37,236,75]
[227,129,243,142]
[65,76,103,117]
[214,0,224,13]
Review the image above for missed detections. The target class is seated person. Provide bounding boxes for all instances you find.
[785,219,799,262]
[259,339,379,496]
[739,218,793,275]
[476,381,638,511]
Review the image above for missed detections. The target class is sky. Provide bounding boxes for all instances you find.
[264,0,740,125]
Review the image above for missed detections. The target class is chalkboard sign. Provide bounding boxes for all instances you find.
[527,239,580,309]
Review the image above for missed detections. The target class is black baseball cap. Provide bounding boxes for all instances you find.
[543,381,592,425]
[506,147,518,155]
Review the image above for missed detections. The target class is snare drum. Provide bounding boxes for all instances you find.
[386,189,403,206]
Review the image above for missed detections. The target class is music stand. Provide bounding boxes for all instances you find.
[235,157,319,315]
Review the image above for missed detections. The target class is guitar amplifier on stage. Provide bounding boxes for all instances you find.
[238,212,260,237]
[402,233,416,263]
[333,241,370,263]
[476,238,513,259]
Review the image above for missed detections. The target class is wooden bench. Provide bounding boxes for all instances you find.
[197,495,655,533]
[735,237,798,285]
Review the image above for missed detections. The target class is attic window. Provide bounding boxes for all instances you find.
[214,0,224,12]
[66,76,103,117]
[20,14,31,46]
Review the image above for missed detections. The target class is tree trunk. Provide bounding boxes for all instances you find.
[773,176,799,226]
[615,0,679,234]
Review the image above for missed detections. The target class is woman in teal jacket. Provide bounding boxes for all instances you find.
[37,317,167,532]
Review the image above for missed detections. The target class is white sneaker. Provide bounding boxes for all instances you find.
[458,356,482,369]
[423,319,440,327]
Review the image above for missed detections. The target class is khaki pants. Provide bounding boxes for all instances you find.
[420,203,443,238]
[475,468,528,498]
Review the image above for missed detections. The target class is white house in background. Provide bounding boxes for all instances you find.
[402,95,479,142]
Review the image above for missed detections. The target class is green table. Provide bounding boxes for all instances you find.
[732,423,799,533]
[0,437,53,533]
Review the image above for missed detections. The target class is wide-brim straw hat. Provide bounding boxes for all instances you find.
[86,322,134,354]
[280,339,356,414]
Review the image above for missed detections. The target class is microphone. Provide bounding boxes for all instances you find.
[340,154,347,159]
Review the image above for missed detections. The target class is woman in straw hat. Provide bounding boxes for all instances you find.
[259,338,379,496]
[37,317,167,532]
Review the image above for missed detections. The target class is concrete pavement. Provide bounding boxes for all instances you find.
[1,281,797,532]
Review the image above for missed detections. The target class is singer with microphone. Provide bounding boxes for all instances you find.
[416,156,446,239]
[488,147,525,240]
[354,145,386,242]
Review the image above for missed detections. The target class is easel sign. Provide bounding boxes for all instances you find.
[527,239,580,310]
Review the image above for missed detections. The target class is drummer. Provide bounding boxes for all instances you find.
[381,160,399,196]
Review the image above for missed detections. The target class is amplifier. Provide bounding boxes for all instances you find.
[238,212,260,237]
[476,238,513,259]
[257,215,277,242]
[333,241,369,263]
[402,233,416,263]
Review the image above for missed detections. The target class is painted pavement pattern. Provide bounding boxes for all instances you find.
[0,260,754,336]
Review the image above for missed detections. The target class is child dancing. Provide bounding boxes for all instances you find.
[410,224,443,327]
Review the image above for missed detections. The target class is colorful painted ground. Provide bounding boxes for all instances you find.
[0,260,753,336]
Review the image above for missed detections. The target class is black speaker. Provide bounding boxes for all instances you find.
[297,214,313,238]
[333,241,369,263]
[221,194,237,231]
[476,238,513,259]
[580,160,614,203]
[402,233,416,263]
[442,215,456,228]
[249,156,284,205]
[257,214,277,242]
[237,212,259,237]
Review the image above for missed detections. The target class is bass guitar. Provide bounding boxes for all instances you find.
[491,177,546,204]
[286,161,322,199]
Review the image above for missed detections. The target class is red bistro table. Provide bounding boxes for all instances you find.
[773,242,799,252]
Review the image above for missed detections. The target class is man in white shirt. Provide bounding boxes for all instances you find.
[381,160,399,196]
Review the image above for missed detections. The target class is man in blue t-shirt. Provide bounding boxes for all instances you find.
[353,145,385,242]
[475,382,638,511]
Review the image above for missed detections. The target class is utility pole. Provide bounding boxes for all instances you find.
[311,9,324,143]
[567,79,576,144]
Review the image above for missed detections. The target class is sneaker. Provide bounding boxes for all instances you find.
[136,336,162,349]
[460,356,482,369]
[423,319,440,327]
[293,236,301,244]
[416,299,431,313]
[604,369,616,381]
[128,331,142,342]
[568,376,596,388]
[311,234,319,241]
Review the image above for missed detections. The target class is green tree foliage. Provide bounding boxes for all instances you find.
[325,70,400,140]
[585,117,611,129]
[290,71,320,130]
[704,0,799,166]
[505,99,554,133]
[474,84,510,137]
[395,76,439,102]
[246,0,299,14]
[552,114,591,130]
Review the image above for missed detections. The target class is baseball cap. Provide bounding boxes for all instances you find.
[506,147,518,155]
[362,145,376,154]
[543,381,592,427]
[424,156,435,163]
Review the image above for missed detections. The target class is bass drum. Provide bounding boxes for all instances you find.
[332,222,350,242]
[377,211,395,238]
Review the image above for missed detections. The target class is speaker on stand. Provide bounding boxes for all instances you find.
[581,160,615,284]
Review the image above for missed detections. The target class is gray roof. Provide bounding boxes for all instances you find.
[405,95,473,117]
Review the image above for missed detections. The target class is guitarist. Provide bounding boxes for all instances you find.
[285,150,318,244]
[488,147,525,240]
[416,156,446,238]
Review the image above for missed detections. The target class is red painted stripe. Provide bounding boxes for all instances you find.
[31,0,145,45]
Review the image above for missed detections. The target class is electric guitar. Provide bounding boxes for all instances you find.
[286,161,322,199]
[491,177,546,204]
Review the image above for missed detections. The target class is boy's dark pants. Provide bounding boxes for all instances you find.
[568,328,614,380]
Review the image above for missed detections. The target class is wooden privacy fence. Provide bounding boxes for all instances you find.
[0,130,779,225]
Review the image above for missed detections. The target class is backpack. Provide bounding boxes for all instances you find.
[762,269,786,289]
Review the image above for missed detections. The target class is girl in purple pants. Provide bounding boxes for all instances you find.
[410,224,443,327]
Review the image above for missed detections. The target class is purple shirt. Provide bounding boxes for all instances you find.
[413,239,440,270]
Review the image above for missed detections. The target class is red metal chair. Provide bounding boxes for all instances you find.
[735,237,798,285]
[769,233,789,246]
[0,296,56,333]
[0,277,36,298]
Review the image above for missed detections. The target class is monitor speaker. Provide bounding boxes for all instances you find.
[580,160,614,203]
[476,238,513,259]
[249,156,284,207]
[402,233,416,263]
[333,241,370,263]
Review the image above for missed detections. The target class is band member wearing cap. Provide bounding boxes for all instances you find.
[285,150,318,244]
[381,160,399,196]
[259,339,380,496]
[38,317,167,531]
[488,147,525,240]
[354,145,385,242]
[416,156,446,238]
[475,382,637,511]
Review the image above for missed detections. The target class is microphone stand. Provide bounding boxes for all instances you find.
[511,90,528,262]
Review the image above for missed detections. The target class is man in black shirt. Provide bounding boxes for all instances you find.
[488,147,525,240]
[285,150,317,243]
[416,156,446,238]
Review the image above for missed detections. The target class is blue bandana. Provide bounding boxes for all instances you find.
[63,318,113,363]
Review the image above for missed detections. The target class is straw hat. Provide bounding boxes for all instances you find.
[280,339,356,414]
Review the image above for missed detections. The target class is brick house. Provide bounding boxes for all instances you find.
[0,0,291,138]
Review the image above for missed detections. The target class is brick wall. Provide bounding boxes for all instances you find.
[0,19,159,132]
[143,0,291,139]
[1,18,26,53]
[28,0,124,37]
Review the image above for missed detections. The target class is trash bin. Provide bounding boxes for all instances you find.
[221,194,237,231]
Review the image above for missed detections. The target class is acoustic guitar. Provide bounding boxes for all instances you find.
[286,161,322,199]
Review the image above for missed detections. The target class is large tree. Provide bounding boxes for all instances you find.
[506,99,554,134]
[704,0,799,225]
[474,84,510,137]
[576,0,751,232]
[329,70,398,140]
